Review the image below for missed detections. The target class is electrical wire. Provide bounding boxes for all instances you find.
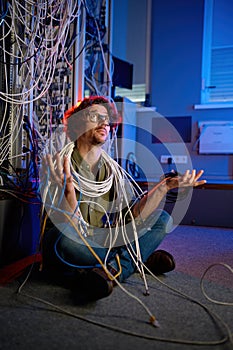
[16,261,232,346]
[0,0,86,176]
[35,141,233,344]
[200,262,233,306]
[1,2,232,345]
[39,141,159,305]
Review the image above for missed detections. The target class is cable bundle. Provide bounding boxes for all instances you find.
[0,1,114,181]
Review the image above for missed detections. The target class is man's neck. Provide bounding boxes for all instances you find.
[76,140,103,171]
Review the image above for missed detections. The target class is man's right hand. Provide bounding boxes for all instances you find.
[45,153,77,214]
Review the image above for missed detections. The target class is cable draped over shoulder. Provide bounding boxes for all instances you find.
[59,142,144,200]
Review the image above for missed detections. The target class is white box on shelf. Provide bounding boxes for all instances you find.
[198,121,233,154]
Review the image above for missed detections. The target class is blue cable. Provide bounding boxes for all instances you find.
[54,233,101,269]
[0,2,9,24]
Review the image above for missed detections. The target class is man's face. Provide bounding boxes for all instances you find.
[81,104,110,145]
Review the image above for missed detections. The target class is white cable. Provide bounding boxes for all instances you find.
[44,142,149,291]
[200,262,233,306]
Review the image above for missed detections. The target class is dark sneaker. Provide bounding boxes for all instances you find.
[145,249,176,275]
[73,267,114,301]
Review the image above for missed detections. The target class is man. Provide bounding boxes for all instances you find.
[40,96,206,301]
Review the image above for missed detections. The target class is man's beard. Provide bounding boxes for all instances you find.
[92,139,106,146]
[91,134,107,146]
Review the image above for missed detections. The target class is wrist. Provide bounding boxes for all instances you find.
[156,181,168,195]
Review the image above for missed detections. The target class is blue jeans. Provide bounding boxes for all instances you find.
[42,210,173,283]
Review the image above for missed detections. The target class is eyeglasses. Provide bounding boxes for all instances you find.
[85,111,110,124]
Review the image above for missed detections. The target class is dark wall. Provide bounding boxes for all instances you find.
[112,0,147,85]
[150,0,233,181]
[151,0,203,114]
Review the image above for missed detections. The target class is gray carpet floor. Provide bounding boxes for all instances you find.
[0,224,233,350]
